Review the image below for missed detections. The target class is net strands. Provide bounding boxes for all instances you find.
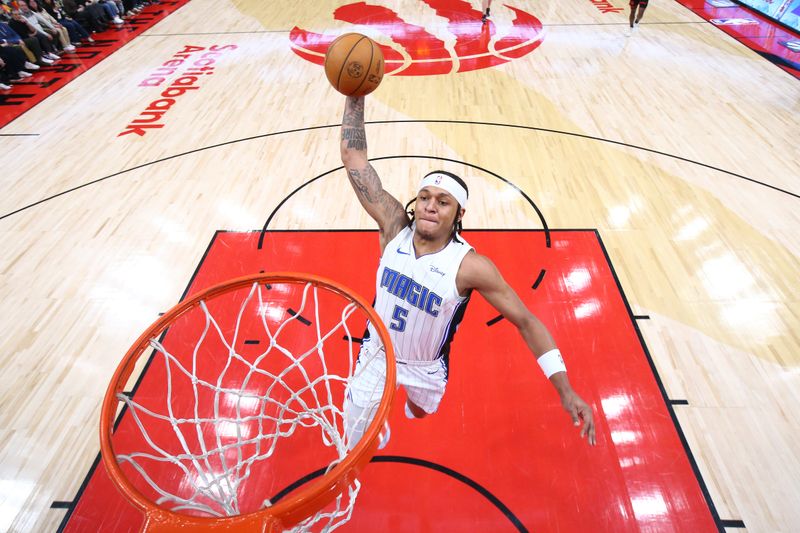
[112,281,386,531]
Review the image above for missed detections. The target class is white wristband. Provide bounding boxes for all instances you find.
[537,349,566,378]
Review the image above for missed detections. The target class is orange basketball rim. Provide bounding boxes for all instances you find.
[99,272,396,532]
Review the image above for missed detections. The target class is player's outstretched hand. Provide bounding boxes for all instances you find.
[560,390,596,446]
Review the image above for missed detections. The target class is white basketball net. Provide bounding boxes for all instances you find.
[113,281,387,532]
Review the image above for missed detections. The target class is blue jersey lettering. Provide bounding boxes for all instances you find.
[379,267,442,317]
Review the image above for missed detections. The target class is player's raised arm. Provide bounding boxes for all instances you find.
[457,252,597,445]
[340,96,408,249]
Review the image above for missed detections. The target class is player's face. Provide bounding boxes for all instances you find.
[414,186,464,240]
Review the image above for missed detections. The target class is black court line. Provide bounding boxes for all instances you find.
[594,230,725,532]
[670,399,690,405]
[532,269,546,289]
[287,308,312,326]
[634,314,651,320]
[244,339,260,345]
[0,124,337,221]
[3,119,796,222]
[56,454,101,531]
[343,335,364,343]
[753,50,800,71]
[0,133,40,137]
[487,269,546,324]
[487,314,505,326]
[720,519,746,528]
[50,501,72,509]
[257,155,551,249]
[270,455,527,533]
[371,121,800,199]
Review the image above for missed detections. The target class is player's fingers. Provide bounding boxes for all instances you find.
[581,407,596,446]
[586,417,596,446]
[569,404,580,426]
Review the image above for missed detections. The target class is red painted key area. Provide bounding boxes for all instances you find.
[63,230,719,532]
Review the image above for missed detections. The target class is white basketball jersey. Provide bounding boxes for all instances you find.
[363,224,473,364]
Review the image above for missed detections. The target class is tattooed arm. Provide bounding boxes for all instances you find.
[341,96,409,251]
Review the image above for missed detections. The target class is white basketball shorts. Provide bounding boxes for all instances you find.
[347,344,448,415]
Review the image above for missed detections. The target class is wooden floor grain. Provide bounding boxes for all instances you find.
[1,0,798,531]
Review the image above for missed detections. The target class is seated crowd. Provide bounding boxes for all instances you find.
[0,0,158,90]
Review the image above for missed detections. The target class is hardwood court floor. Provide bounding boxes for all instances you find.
[1,0,798,531]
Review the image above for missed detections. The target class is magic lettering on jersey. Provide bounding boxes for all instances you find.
[380,267,442,316]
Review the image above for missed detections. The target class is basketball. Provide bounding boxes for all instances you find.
[324,33,384,96]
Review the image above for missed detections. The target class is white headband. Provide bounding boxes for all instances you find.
[418,172,468,208]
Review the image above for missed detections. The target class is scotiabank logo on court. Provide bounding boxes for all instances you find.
[290,0,544,75]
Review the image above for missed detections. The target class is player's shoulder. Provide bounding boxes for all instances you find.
[457,250,500,289]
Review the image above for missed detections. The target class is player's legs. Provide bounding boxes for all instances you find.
[344,395,388,448]
[635,3,648,23]
[629,0,637,27]
[344,345,390,449]
[345,352,448,447]
[481,0,492,22]
[343,395,375,441]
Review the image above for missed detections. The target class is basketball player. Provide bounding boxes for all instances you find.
[629,0,648,27]
[340,95,596,449]
[481,0,492,23]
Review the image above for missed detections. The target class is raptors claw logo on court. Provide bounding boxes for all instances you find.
[290,0,544,76]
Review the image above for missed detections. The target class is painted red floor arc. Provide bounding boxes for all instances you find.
[63,230,718,532]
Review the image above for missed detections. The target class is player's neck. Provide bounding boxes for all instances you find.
[412,232,451,257]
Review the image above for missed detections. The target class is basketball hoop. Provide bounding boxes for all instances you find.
[100,273,395,532]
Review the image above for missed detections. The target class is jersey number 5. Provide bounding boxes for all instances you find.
[390,305,408,332]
